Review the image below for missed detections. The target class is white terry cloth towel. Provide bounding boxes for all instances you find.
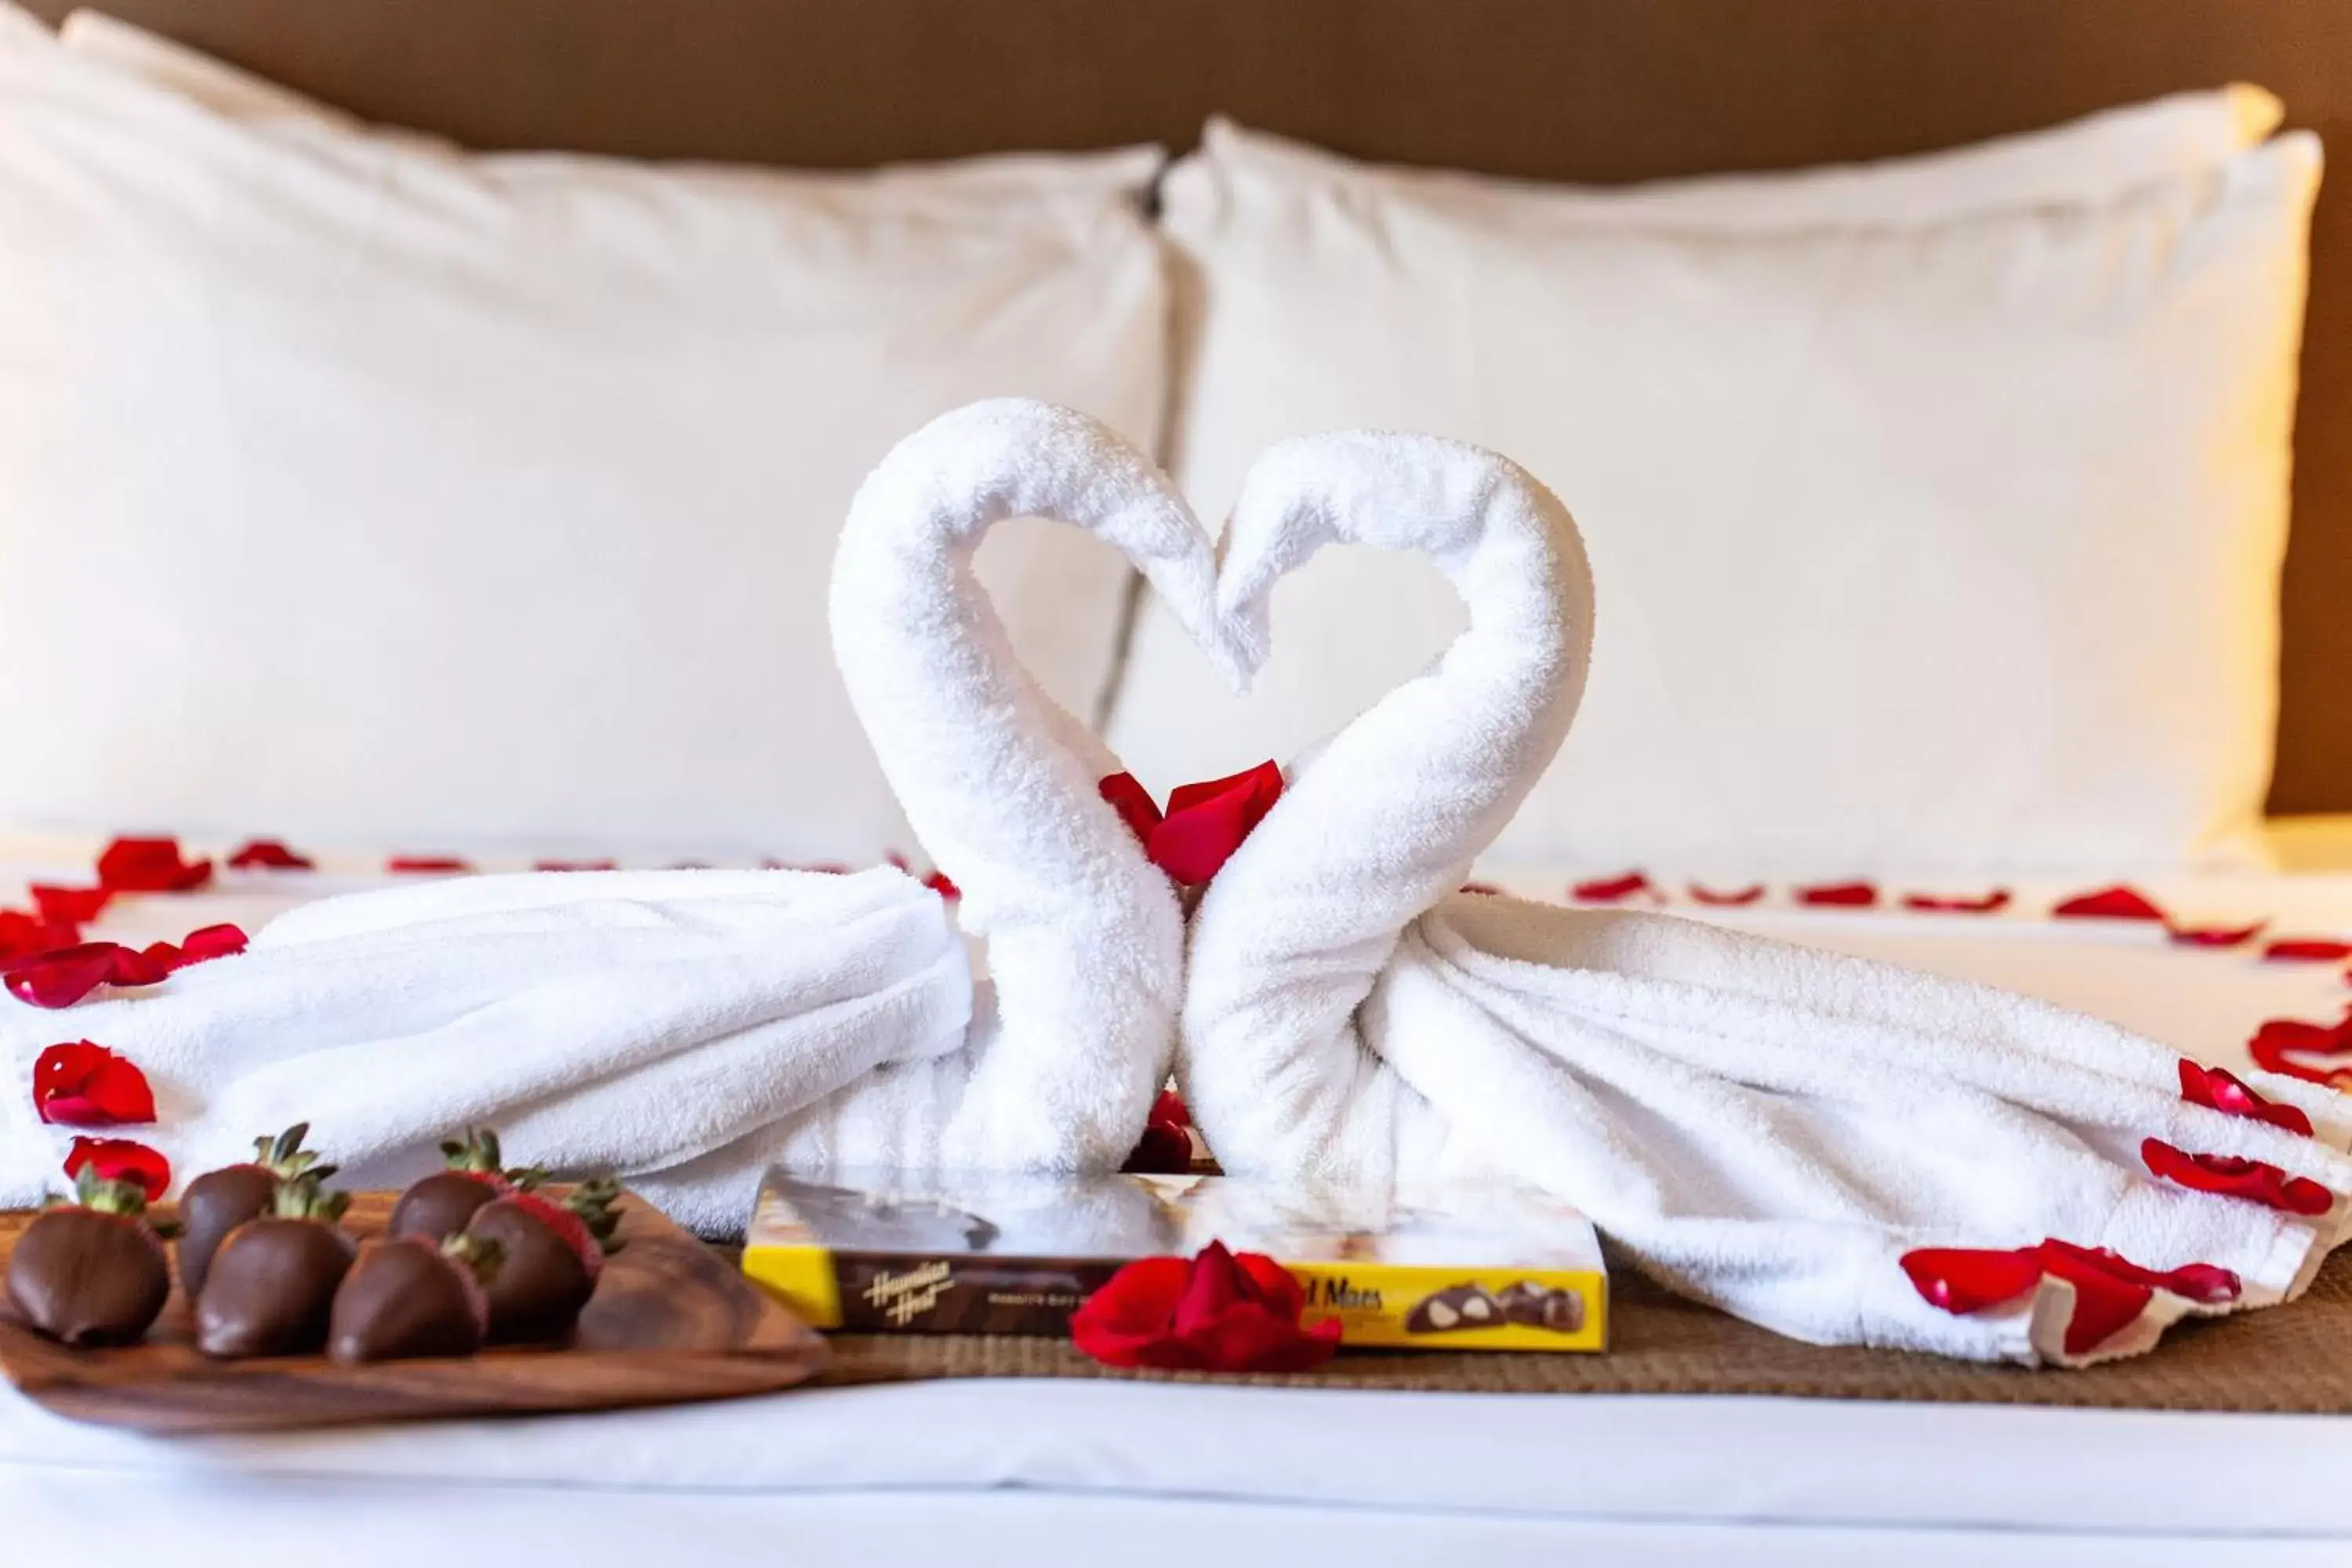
[1178,430,2352,1366]
[0,400,1246,1234]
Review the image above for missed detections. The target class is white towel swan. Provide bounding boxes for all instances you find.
[0,399,1246,1233]
[1180,430,2352,1365]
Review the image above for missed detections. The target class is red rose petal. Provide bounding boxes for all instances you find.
[1690,883,1765,906]
[2179,1059,2314,1138]
[2053,885,2166,922]
[0,910,82,964]
[1070,1241,1338,1373]
[2165,920,2268,949]
[173,924,248,966]
[1098,772,1164,847]
[1798,880,1878,908]
[29,885,111,924]
[1900,1246,2042,1315]
[1148,761,1283,886]
[1902,889,2013,914]
[5,943,126,1008]
[2031,1243,2156,1356]
[226,839,315,871]
[2263,938,2352,964]
[2037,1239,2240,1308]
[2247,1007,2352,1087]
[32,1040,156,1127]
[2142,1138,2334,1216]
[95,837,212,893]
[62,1136,169,1202]
[921,870,961,900]
[387,855,474,874]
[1573,871,1655,904]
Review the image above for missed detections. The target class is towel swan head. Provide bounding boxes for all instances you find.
[830,398,1251,1169]
[1181,430,1596,1181]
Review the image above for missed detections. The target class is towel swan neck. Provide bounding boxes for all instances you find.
[1181,431,1595,1183]
[832,397,1244,1167]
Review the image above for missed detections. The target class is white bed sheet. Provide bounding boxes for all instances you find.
[2,827,2350,1563]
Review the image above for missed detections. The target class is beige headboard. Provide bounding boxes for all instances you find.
[26,0,2352,811]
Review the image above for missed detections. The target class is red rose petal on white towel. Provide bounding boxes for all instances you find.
[1149,762,1284,886]
[1572,871,1655,903]
[32,1041,155,1127]
[2141,1138,2333,1217]
[2053,885,2165,921]
[1689,883,1765,906]
[1797,880,1878,908]
[2037,1239,2240,1308]
[2178,1059,2314,1138]
[1899,1246,2042,1314]
[1901,889,2013,913]
[0,910,82,964]
[2263,938,2352,963]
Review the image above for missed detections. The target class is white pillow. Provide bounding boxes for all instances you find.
[1120,106,2318,877]
[0,15,1164,860]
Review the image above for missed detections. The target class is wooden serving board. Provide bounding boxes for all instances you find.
[0,1190,826,1434]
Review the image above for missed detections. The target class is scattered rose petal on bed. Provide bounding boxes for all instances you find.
[1898,1246,2042,1315]
[921,870,961,900]
[29,884,111,924]
[0,910,81,964]
[2246,1007,2352,1087]
[2165,919,2269,949]
[174,924,248,966]
[32,1041,155,1127]
[63,1135,169,1202]
[1573,871,1656,904]
[533,859,618,873]
[387,855,474,874]
[2052,885,2165,922]
[1147,762,1284,886]
[1689,883,1765,906]
[2141,1138,2334,1217]
[1070,1240,1340,1372]
[95,836,212,893]
[2263,938,2352,964]
[2178,1059,2314,1138]
[1797,880,1878,908]
[2035,1239,2240,1308]
[1122,1088,1196,1175]
[1901,889,2013,914]
[226,839,315,871]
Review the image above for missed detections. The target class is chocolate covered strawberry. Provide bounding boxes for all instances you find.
[328,1233,503,1363]
[466,1177,622,1342]
[194,1171,355,1358]
[389,1127,543,1243]
[177,1123,323,1301]
[5,1166,172,1347]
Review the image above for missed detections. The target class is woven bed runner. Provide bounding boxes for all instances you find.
[815,1248,2352,1412]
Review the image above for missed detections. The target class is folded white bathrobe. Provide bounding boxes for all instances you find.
[1180,430,2352,1365]
[1,399,1245,1233]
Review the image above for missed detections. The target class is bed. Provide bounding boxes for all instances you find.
[6,2,2352,1562]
